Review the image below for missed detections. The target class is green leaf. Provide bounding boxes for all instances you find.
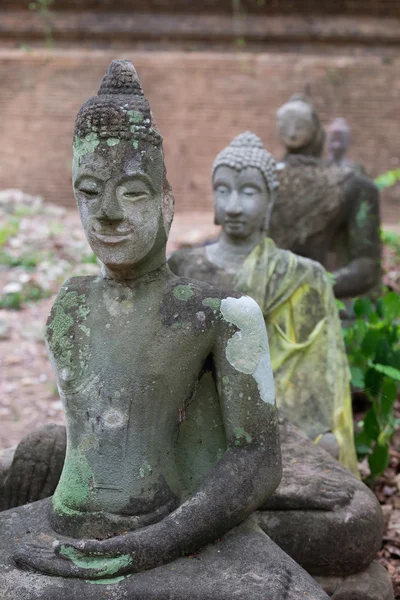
[372,363,400,382]
[368,443,390,477]
[381,292,400,323]
[350,366,365,389]
[363,408,380,441]
[361,329,383,357]
[355,429,373,456]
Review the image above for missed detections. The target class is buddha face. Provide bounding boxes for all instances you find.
[73,140,165,271]
[328,128,349,160]
[277,100,315,150]
[213,165,270,240]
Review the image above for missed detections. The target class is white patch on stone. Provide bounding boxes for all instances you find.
[103,408,127,429]
[220,296,275,404]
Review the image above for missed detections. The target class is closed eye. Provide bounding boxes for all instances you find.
[122,191,148,201]
[79,188,99,198]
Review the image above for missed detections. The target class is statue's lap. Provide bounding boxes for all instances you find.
[0,500,328,600]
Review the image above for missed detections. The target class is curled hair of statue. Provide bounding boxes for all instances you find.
[74,60,162,147]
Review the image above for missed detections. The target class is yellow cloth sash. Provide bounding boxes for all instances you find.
[233,237,359,476]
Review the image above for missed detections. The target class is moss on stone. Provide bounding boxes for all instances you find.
[73,132,100,170]
[202,297,221,311]
[59,546,132,577]
[52,448,94,516]
[173,285,194,301]
[106,137,120,147]
[127,110,144,124]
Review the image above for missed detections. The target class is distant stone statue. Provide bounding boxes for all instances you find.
[0,60,329,600]
[169,132,358,475]
[272,94,381,300]
[326,117,366,174]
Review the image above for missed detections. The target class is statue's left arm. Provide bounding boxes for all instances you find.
[59,295,282,576]
[333,174,381,298]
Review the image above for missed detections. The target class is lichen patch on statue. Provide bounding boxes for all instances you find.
[220,296,275,405]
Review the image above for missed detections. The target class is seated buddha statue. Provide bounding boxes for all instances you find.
[270,94,381,301]
[169,131,358,475]
[0,60,329,600]
[326,117,366,175]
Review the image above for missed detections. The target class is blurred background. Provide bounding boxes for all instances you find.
[0,1,400,593]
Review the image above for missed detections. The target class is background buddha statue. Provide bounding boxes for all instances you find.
[326,117,366,175]
[169,131,359,475]
[0,60,330,600]
[270,94,381,301]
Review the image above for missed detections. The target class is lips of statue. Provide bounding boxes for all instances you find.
[213,166,270,240]
[73,141,164,270]
[277,102,315,150]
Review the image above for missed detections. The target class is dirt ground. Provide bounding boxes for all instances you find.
[0,191,399,596]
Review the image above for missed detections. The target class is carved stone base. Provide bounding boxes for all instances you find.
[315,561,394,600]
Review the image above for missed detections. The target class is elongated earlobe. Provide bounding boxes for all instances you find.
[263,191,276,234]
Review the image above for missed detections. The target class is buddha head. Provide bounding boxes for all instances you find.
[327,117,351,163]
[212,132,279,239]
[276,94,325,157]
[72,60,174,274]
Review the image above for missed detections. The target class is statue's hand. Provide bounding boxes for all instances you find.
[13,533,134,579]
[261,473,354,512]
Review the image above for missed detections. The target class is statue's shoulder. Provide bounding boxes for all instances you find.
[46,276,95,329]
[162,276,259,332]
[168,245,209,276]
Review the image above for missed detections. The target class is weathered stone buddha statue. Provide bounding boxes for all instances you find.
[326,117,366,175]
[0,60,330,599]
[169,132,358,475]
[271,94,381,300]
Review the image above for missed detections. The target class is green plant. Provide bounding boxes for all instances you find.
[381,229,400,257]
[0,217,20,249]
[28,0,54,48]
[374,169,400,191]
[343,293,400,480]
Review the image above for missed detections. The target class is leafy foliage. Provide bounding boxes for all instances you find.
[374,169,400,191]
[343,293,400,480]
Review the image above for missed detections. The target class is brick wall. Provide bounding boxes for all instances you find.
[4,0,400,16]
[0,50,399,221]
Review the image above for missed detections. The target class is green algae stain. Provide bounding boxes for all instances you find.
[79,324,90,337]
[173,285,194,301]
[59,546,132,578]
[356,200,369,229]
[52,448,94,516]
[127,110,144,124]
[106,137,120,147]
[73,132,100,170]
[46,289,90,368]
[132,139,139,150]
[79,304,90,319]
[233,426,253,446]
[86,575,128,585]
[202,297,221,311]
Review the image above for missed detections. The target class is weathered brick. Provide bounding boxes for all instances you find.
[0,50,398,222]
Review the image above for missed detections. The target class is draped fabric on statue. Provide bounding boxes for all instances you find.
[233,237,359,476]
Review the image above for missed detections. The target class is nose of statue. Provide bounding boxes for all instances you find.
[96,190,124,224]
[225,191,242,215]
